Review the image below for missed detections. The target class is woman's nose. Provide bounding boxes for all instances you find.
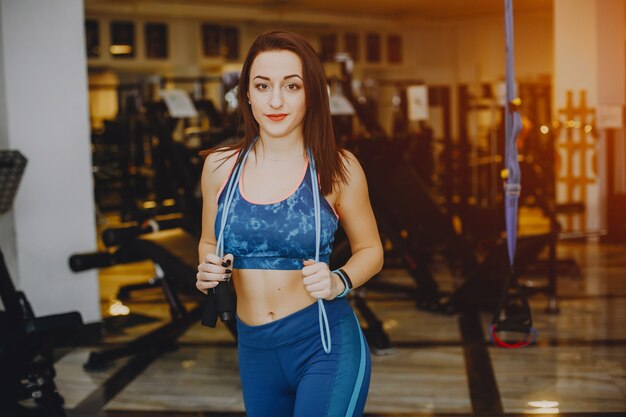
[269,88,283,109]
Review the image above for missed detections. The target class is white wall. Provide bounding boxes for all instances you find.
[451,11,553,84]
[554,1,599,106]
[0,0,18,311]
[596,0,625,105]
[374,11,554,88]
[553,0,625,234]
[369,11,553,139]
[0,0,100,322]
[0,0,14,311]
[0,0,6,150]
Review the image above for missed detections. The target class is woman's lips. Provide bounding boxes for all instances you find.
[266,114,287,122]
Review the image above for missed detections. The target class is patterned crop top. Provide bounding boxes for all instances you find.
[214,156,339,270]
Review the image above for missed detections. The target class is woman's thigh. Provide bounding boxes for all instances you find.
[291,313,371,417]
[238,345,295,417]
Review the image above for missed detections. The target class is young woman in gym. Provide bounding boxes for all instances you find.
[196,30,383,417]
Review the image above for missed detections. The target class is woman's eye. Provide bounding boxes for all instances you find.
[255,83,269,90]
[286,83,301,91]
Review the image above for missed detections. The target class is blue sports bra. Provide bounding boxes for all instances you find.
[213,141,337,354]
[214,149,339,270]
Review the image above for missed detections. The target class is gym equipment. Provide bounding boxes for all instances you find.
[456,82,581,304]
[89,76,238,223]
[354,139,553,314]
[487,0,537,347]
[330,30,568,318]
[98,215,191,301]
[0,150,83,416]
[91,84,150,218]
[0,150,27,214]
[326,53,555,328]
[70,225,225,371]
[382,80,450,192]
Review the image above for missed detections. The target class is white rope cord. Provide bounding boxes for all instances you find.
[216,144,255,258]
[308,149,331,354]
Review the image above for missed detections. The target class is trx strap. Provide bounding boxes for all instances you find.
[491,0,537,348]
[216,140,331,354]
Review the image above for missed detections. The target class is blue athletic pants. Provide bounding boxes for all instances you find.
[236,297,371,417]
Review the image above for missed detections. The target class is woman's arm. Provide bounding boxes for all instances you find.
[198,153,219,264]
[333,150,384,290]
[196,150,236,294]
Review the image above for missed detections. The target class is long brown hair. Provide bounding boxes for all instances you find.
[202,30,348,195]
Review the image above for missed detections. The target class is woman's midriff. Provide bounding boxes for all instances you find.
[232,269,317,326]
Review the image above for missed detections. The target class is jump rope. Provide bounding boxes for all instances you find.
[215,140,332,354]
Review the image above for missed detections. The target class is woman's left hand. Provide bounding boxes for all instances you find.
[302,260,342,300]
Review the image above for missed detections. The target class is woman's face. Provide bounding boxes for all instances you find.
[247,50,306,141]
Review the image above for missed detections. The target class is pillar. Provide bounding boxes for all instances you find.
[0,0,100,322]
[553,0,625,236]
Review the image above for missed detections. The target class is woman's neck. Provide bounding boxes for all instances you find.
[256,134,305,161]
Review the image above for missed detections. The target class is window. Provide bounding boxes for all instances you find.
[387,35,402,63]
[223,27,239,60]
[201,24,221,57]
[320,33,338,62]
[366,33,381,63]
[85,20,100,58]
[344,33,359,62]
[145,23,168,59]
[110,21,135,58]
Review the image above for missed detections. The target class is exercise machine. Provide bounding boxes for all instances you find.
[0,150,83,416]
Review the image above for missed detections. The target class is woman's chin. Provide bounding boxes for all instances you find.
[260,125,301,140]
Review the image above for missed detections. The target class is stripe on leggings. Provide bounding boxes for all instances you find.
[344,312,366,417]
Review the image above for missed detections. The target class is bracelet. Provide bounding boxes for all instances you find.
[337,268,353,289]
[333,268,353,298]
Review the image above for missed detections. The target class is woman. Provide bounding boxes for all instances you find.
[196,30,383,417]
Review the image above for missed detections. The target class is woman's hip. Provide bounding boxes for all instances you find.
[236,297,353,349]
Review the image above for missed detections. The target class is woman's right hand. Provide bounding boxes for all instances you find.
[196,253,234,294]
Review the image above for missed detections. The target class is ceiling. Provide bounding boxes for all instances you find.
[86,0,553,20]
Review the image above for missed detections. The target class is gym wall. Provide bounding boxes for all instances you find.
[0,0,100,322]
[84,4,554,143]
[0,1,16,311]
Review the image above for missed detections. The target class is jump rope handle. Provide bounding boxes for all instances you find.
[200,259,235,326]
[215,259,235,322]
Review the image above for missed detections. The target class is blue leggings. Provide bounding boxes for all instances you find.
[236,298,371,417]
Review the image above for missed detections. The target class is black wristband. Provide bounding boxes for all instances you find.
[337,268,353,289]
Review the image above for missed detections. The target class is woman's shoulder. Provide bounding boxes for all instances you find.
[205,146,239,167]
[335,148,366,194]
[202,146,240,187]
[338,148,358,168]
[338,149,364,180]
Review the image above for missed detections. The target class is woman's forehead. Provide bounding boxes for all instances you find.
[250,50,303,78]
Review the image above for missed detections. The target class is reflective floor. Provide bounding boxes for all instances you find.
[54,240,626,417]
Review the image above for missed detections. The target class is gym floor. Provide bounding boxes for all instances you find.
[54,212,626,417]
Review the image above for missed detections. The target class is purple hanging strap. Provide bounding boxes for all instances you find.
[491,0,538,348]
[504,0,523,264]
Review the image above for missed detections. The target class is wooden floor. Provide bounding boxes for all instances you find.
[49,212,626,417]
